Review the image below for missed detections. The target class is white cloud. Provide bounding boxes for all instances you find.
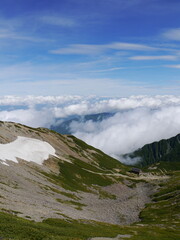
[0,29,47,42]
[0,17,51,43]
[1,95,180,116]
[40,16,77,27]
[50,42,157,55]
[108,42,157,51]
[0,95,180,165]
[84,67,125,73]
[165,64,180,69]
[0,108,55,128]
[70,105,180,163]
[53,95,179,118]
[163,28,180,41]
[0,95,83,106]
[50,44,105,55]
[130,55,178,61]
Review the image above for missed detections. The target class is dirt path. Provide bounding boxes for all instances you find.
[82,168,169,181]
[90,234,132,240]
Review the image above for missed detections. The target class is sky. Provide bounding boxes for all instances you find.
[0,1,180,164]
[0,0,180,96]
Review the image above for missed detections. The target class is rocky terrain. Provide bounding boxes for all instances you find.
[0,121,158,225]
[0,121,179,240]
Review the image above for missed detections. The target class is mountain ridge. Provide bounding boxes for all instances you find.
[127,133,180,167]
[0,121,153,225]
[50,112,115,135]
[0,121,179,240]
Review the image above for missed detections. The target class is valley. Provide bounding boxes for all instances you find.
[0,121,179,239]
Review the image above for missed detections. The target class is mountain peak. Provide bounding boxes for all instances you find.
[128,133,180,167]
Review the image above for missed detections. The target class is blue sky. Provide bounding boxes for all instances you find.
[0,0,180,96]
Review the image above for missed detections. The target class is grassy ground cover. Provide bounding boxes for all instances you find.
[0,167,179,240]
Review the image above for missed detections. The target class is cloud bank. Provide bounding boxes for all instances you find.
[70,106,180,163]
[0,95,180,164]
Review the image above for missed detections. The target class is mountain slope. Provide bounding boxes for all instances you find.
[128,134,180,167]
[0,121,154,225]
[0,121,179,240]
[0,157,179,240]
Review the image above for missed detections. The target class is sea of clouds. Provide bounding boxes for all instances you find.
[0,95,180,164]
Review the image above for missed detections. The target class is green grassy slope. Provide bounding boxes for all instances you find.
[0,123,179,239]
[0,163,179,240]
[128,134,180,167]
[140,163,180,223]
[43,135,130,192]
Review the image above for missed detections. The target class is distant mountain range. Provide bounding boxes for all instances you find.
[128,134,180,167]
[51,112,114,134]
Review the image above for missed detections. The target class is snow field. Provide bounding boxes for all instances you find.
[0,136,57,165]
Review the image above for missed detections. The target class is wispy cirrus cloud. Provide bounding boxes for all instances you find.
[50,42,157,55]
[40,15,77,27]
[0,28,48,42]
[51,44,104,55]
[165,64,180,69]
[0,16,51,43]
[0,13,77,44]
[108,42,157,51]
[162,28,180,41]
[130,55,178,61]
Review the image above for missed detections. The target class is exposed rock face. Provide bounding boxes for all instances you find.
[0,121,158,224]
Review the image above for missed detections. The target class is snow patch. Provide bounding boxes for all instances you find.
[0,136,57,165]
